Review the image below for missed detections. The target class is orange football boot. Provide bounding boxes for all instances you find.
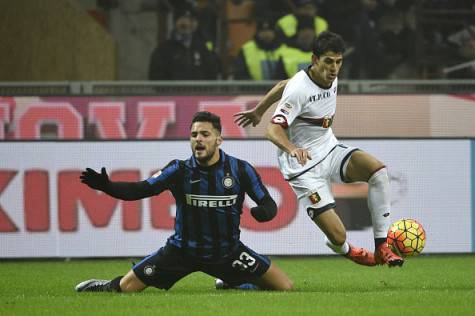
[345,244,377,266]
[375,243,404,267]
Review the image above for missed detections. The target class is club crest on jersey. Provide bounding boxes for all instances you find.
[322,115,333,128]
[222,175,235,188]
[308,191,321,204]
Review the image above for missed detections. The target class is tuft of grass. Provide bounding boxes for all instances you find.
[1,255,474,316]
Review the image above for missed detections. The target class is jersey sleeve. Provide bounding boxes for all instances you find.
[271,77,307,128]
[146,159,181,195]
[240,160,272,204]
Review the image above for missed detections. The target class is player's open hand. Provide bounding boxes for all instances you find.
[290,148,312,166]
[80,167,109,191]
[233,109,262,127]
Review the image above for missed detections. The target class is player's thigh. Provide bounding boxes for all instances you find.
[203,243,277,288]
[288,160,347,244]
[289,167,334,218]
[313,208,346,245]
[253,262,294,291]
[132,244,193,290]
[345,150,385,183]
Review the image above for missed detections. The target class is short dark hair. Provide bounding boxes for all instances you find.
[313,31,346,57]
[190,111,222,133]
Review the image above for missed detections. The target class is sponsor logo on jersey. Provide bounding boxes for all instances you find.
[280,108,290,115]
[284,102,293,109]
[308,91,331,102]
[185,194,238,207]
[308,191,321,204]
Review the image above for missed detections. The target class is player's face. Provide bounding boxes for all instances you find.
[312,51,343,86]
[190,122,222,166]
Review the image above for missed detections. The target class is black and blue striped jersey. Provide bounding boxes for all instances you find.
[146,149,272,260]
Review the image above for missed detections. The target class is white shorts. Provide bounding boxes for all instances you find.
[287,144,359,219]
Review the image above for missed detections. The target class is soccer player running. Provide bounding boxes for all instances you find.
[233,31,403,267]
[75,111,294,293]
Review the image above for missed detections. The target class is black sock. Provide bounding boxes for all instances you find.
[375,238,386,248]
[104,276,123,292]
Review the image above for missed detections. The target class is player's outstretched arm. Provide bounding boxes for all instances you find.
[80,167,154,200]
[80,167,109,191]
[233,79,288,127]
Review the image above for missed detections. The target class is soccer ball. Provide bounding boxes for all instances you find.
[387,218,426,257]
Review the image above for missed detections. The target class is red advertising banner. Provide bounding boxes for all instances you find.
[1,94,475,140]
[0,96,253,140]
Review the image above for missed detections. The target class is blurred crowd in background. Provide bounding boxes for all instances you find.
[87,0,475,80]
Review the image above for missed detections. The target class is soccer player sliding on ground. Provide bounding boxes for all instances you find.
[234,31,404,267]
[75,111,293,293]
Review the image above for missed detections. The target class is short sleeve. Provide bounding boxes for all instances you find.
[271,77,307,128]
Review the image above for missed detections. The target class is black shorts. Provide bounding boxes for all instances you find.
[132,242,271,290]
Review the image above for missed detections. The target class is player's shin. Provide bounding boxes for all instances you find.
[367,168,391,247]
[104,276,123,292]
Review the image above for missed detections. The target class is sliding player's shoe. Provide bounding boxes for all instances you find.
[375,243,404,267]
[345,244,377,266]
[215,279,259,290]
[75,279,110,292]
[215,279,231,290]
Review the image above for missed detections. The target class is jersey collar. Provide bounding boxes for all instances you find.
[305,66,334,90]
[191,149,226,170]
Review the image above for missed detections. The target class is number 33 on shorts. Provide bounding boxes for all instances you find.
[232,252,256,271]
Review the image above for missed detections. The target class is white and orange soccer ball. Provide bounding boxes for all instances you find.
[387,218,426,257]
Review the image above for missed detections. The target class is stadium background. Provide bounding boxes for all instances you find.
[1,0,474,259]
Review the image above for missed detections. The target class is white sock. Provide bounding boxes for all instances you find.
[367,168,391,239]
[325,236,350,255]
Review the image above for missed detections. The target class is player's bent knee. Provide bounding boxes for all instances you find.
[120,270,147,293]
[266,278,294,291]
[281,279,294,291]
[259,264,294,291]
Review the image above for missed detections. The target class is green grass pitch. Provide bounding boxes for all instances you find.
[1,255,474,316]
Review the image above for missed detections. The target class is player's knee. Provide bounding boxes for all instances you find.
[283,279,294,291]
[120,272,146,293]
[274,278,294,291]
[278,280,294,291]
[368,167,389,185]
